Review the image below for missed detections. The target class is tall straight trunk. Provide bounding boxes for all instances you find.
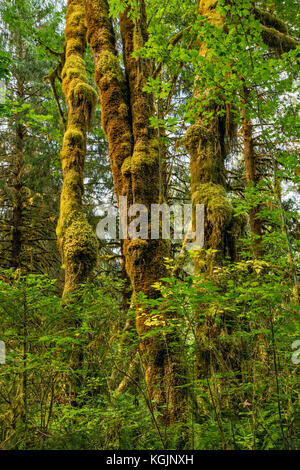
[84,0,188,441]
[57,0,98,297]
[11,39,25,270]
[11,122,24,269]
[241,85,263,257]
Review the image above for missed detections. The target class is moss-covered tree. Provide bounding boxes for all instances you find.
[84,0,188,441]
[57,0,98,296]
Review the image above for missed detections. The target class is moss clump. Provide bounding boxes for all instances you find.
[192,182,232,248]
[121,156,132,176]
[73,82,97,107]
[68,9,85,27]
[65,6,86,41]
[132,150,157,171]
[63,127,84,147]
[126,238,170,297]
[66,37,84,54]
[193,182,232,224]
[64,215,98,265]
[62,56,86,83]
[121,139,159,175]
[184,122,213,156]
[97,50,124,84]
[72,82,98,128]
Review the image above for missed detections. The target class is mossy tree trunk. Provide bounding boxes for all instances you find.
[185,0,233,263]
[84,0,188,444]
[184,0,235,379]
[57,0,98,297]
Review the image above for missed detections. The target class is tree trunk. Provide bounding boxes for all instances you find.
[241,85,263,257]
[57,0,98,297]
[11,123,25,269]
[84,0,188,444]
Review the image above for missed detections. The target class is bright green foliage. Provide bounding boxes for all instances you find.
[0,0,299,451]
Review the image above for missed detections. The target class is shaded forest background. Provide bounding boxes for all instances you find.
[0,0,299,450]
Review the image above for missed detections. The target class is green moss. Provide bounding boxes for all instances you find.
[121,139,159,175]
[193,183,232,225]
[73,82,97,107]
[65,5,86,41]
[62,56,86,85]
[192,182,232,248]
[98,50,124,84]
[184,122,211,155]
[68,9,85,27]
[64,215,98,265]
[261,26,299,53]
[254,7,288,35]
[121,156,132,175]
[66,37,84,54]
[63,127,84,147]
[72,82,98,127]
[131,150,157,171]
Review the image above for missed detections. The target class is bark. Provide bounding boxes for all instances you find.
[241,85,263,257]
[57,0,98,297]
[11,123,25,269]
[84,0,188,443]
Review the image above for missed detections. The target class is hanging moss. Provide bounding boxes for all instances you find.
[184,122,212,156]
[261,26,299,53]
[254,7,288,35]
[192,182,232,244]
[72,82,97,107]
